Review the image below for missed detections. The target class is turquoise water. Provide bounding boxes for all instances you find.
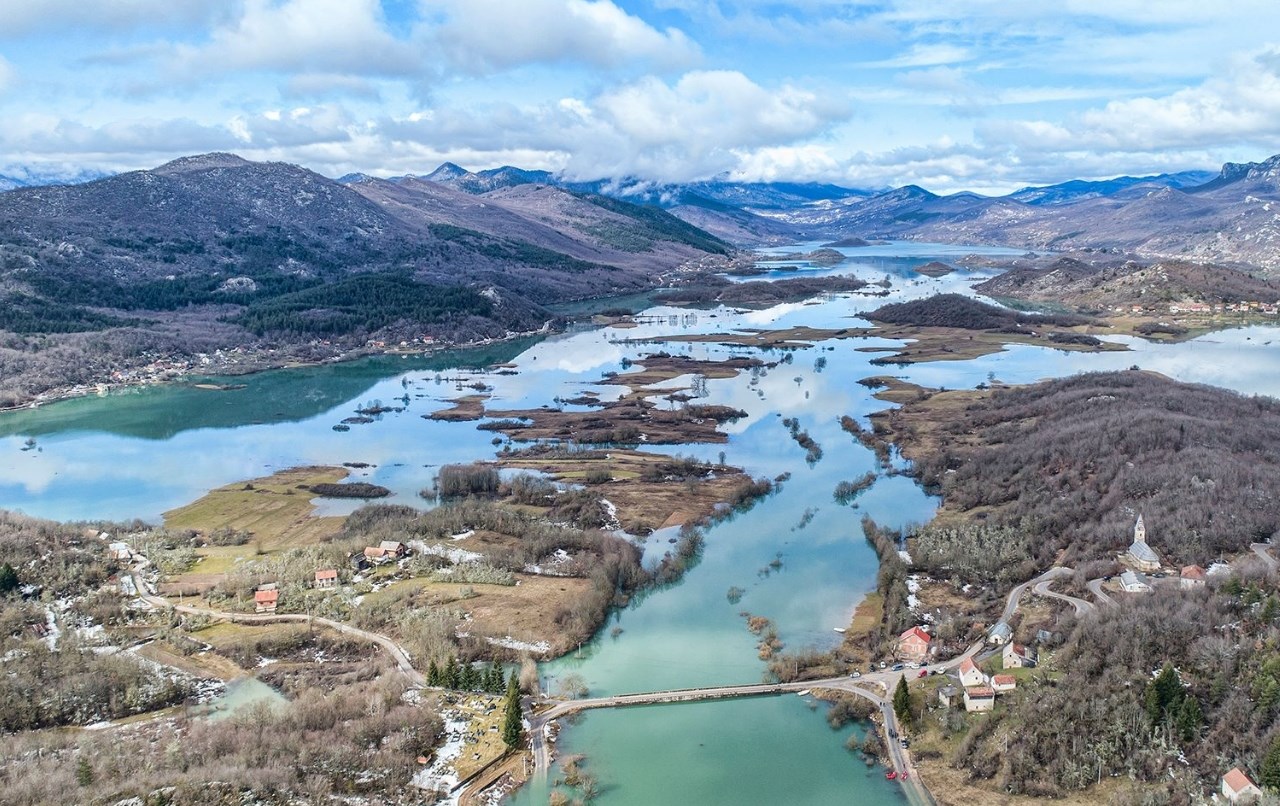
[3,242,1279,804]
[202,677,288,721]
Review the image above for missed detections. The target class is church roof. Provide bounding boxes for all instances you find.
[1129,540,1160,563]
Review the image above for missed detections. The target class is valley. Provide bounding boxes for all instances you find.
[2,153,1280,806]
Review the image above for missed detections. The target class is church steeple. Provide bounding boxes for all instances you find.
[1134,514,1146,544]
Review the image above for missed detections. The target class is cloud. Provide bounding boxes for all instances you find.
[860,43,970,69]
[170,0,420,78]
[984,46,1280,153]
[0,0,226,37]
[432,0,700,73]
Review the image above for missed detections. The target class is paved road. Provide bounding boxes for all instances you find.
[1085,578,1119,608]
[132,571,423,684]
[1001,566,1075,623]
[1032,576,1095,616]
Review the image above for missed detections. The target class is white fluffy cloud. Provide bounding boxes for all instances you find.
[171,0,419,77]
[984,47,1280,153]
[432,0,699,72]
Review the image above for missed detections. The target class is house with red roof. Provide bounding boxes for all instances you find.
[963,686,995,713]
[1180,564,1207,590]
[898,626,932,663]
[991,674,1017,693]
[254,588,279,613]
[1221,767,1262,802]
[958,656,987,688]
[314,569,338,589]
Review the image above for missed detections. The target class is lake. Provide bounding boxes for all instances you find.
[4,242,1278,804]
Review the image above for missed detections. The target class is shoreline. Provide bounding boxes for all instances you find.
[0,325,556,416]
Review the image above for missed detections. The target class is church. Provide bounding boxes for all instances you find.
[1126,514,1162,572]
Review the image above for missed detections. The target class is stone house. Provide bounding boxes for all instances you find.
[963,686,995,713]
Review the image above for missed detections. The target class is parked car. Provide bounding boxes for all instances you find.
[891,663,905,671]
[917,669,928,678]
[850,671,862,678]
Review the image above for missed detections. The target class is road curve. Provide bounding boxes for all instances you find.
[1032,577,1094,616]
[1002,566,1075,623]
[1085,578,1119,609]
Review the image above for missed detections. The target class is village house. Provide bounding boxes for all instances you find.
[349,552,370,571]
[1120,569,1152,593]
[1221,767,1263,802]
[937,685,961,708]
[379,540,407,558]
[991,674,1017,693]
[963,686,995,713]
[897,626,932,663]
[958,657,988,688]
[314,569,338,589]
[1180,564,1207,590]
[1003,642,1037,669]
[254,587,279,613]
[364,540,408,564]
[987,621,1013,646]
[1127,514,1161,572]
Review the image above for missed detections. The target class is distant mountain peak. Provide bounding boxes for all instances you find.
[153,153,253,175]
[426,162,471,182]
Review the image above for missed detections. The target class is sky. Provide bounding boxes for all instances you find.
[1,1,1280,193]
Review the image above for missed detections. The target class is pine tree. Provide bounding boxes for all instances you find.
[893,676,911,725]
[443,656,459,689]
[427,659,440,687]
[75,757,94,787]
[501,671,523,749]
[1262,736,1280,792]
[0,563,18,595]
[487,662,504,693]
[1176,696,1202,742]
[1263,596,1280,625]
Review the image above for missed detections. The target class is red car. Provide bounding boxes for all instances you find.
[917,669,928,678]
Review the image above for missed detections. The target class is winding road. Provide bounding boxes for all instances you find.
[131,570,424,684]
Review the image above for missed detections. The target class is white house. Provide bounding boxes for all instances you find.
[1180,565,1207,590]
[1120,569,1152,593]
[1221,767,1262,802]
[987,621,1012,646]
[958,657,987,688]
[991,674,1017,693]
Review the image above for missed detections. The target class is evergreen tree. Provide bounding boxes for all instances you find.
[0,563,18,595]
[501,671,523,749]
[1263,596,1280,625]
[1262,736,1280,792]
[443,656,459,689]
[427,659,440,687]
[75,757,94,787]
[1176,696,1202,742]
[1145,663,1185,728]
[487,662,504,693]
[892,676,911,725]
